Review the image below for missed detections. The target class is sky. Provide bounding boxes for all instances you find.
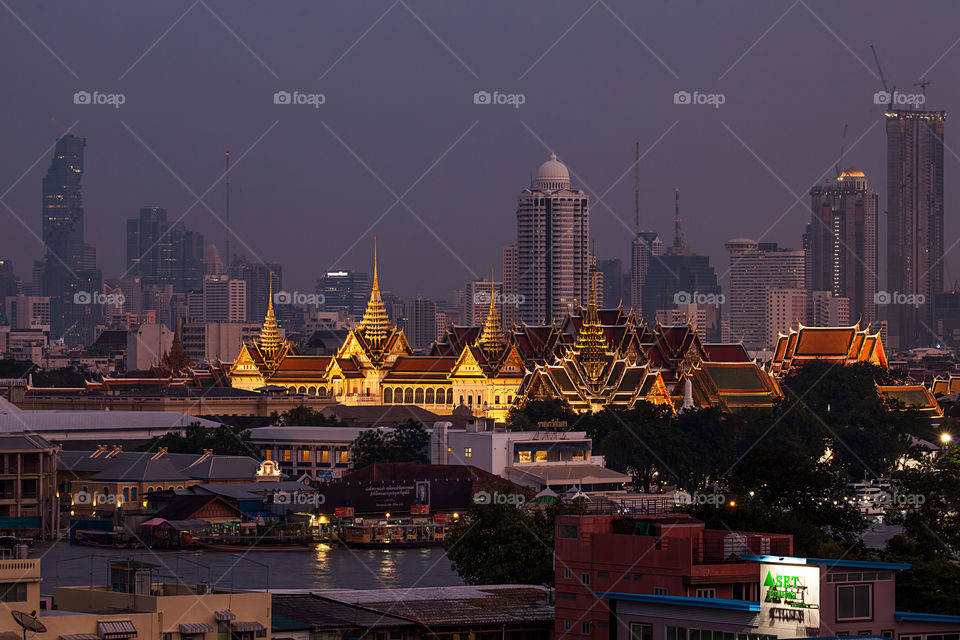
[1,0,959,300]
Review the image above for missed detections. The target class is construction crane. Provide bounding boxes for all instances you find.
[836,123,847,179]
[913,76,931,99]
[870,44,894,110]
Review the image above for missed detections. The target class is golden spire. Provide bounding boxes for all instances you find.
[479,270,505,353]
[258,278,282,359]
[359,237,390,346]
[574,272,608,382]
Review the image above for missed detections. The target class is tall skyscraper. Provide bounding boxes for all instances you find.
[598,258,627,308]
[464,279,503,326]
[186,275,246,322]
[402,297,439,352]
[315,270,370,321]
[808,167,878,326]
[42,135,87,273]
[230,254,281,322]
[126,207,205,293]
[885,109,945,349]
[631,231,663,317]
[40,134,101,345]
[501,245,518,327]
[725,239,805,350]
[516,154,590,323]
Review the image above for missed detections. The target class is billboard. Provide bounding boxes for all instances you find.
[758,561,820,638]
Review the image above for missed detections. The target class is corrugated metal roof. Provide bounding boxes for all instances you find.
[178,623,214,633]
[97,620,137,638]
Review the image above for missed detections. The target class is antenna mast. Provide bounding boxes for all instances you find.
[225,151,231,267]
[634,142,640,234]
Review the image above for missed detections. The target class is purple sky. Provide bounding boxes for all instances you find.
[1,0,959,300]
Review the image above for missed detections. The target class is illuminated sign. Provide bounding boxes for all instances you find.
[758,562,820,637]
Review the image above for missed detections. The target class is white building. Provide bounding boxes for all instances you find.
[809,290,851,327]
[765,288,808,349]
[430,420,630,492]
[725,239,805,350]
[517,154,591,323]
[126,323,173,371]
[181,321,261,364]
[5,295,50,331]
[186,275,246,322]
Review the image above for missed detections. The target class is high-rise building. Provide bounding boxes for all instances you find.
[809,290,851,328]
[642,252,721,338]
[725,239,805,350]
[464,279,503,326]
[0,260,17,302]
[230,254,281,322]
[885,109,946,348]
[186,275,246,322]
[315,270,370,321]
[203,244,224,276]
[765,288,808,349]
[516,154,590,323]
[631,231,664,317]
[501,245,518,327]
[40,134,101,345]
[598,258,628,308]
[5,296,51,332]
[125,207,205,293]
[402,297,439,352]
[808,167,878,326]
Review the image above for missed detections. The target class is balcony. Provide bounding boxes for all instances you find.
[693,531,792,564]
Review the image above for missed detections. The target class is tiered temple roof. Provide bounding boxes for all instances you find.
[769,324,887,376]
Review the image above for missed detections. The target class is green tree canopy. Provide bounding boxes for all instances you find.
[350,419,430,468]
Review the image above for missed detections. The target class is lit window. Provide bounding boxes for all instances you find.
[263,449,272,461]
[339,450,349,464]
[464,447,472,458]
[535,450,547,462]
[517,451,532,463]
[282,450,291,462]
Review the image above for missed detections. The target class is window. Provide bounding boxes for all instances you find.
[131,487,137,501]
[0,582,26,602]
[564,621,572,631]
[123,487,130,502]
[263,449,272,460]
[517,451,532,463]
[654,587,667,596]
[339,450,349,464]
[495,396,500,404]
[535,450,547,462]
[732,583,749,600]
[557,524,578,539]
[581,572,590,585]
[558,592,576,600]
[667,628,687,640]
[320,449,329,464]
[837,584,872,620]
[880,632,893,639]
[464,447,472,458]
[564,568,572,579]
[696,588,716,598]
[630,624,652,640]
[300,449,311,463]
[581,621,591,635]
[282,449,291,462]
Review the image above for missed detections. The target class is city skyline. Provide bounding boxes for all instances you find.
[1,2,959,304]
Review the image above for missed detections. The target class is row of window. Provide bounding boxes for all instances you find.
[663,627,777,640]
[826,571,893,582]
[265,449,350,464]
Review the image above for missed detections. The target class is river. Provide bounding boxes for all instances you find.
[32,541,464,591]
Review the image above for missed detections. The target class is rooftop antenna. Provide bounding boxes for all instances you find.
[836,123,847,178]
[224,151,231,268]
[634,141,640,234]
[673,188,683,250]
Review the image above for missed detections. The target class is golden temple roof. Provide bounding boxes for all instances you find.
[358,237,391,347]
[478,271,505,353]
[258,279,283,359]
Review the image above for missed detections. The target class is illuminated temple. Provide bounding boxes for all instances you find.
[228,244,787,417]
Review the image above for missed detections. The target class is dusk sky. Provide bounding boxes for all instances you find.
[2,0,959,299]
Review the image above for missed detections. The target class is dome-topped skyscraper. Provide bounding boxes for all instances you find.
[515,153,591,323]
[533,153,571,191]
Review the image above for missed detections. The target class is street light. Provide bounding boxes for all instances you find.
[941,432,952,445]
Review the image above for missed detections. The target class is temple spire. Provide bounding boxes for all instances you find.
[479,270,505,353]
[574,272,608,382]
[359,237,390,346]
[258,278,283,359]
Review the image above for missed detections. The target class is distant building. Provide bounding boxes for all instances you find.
[765,288,807,348]
[315,269,370,320]
[809,290,851,327]
[126,323,174,371]
[598,258,628,308]
[886,109,945,349]
[4,295,50,332]
[463,279,502,326]
[725,239,805,350]
[809,167,878,326]
[631,231,663,317]
[181,321,260,364]
[656,303,707,340]
[0,434,58,538]
[401,296,439,352]
[0,260,17,301]
[186,275,246,323]
[517,154,591,323]
[202,243,223,276]
[230,254,281,322]
[125,206,205,294]
[501,244,518,327]
[641,252,721,340]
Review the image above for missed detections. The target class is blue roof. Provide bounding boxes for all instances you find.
[895,611,960,623]
[740,554,911,571]
[805,557,911,571]
[598,592,760,613]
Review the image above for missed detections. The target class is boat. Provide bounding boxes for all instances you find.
[193,535,314,552]
[339,521,448,549]
[73,530,142,549]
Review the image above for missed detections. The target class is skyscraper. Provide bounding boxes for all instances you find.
[126,207,205,293]
[186,275,247,322]
[315,270,370,321]
[230,254,281,322]
[516,154,590,323]
[885,109,945,349]
[402,296,439,352]
[725,239,805,350]
[631,231,663,317]
[40,134,101,345]
[598,258,628,308]
[501,245,518,327]
[808,167,878,326]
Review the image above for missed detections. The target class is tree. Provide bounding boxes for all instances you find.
[350,419,430,468]
[271,406,342,426]
[506,399,575,431]
[139,421,257,457]
[446,494,580,585]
